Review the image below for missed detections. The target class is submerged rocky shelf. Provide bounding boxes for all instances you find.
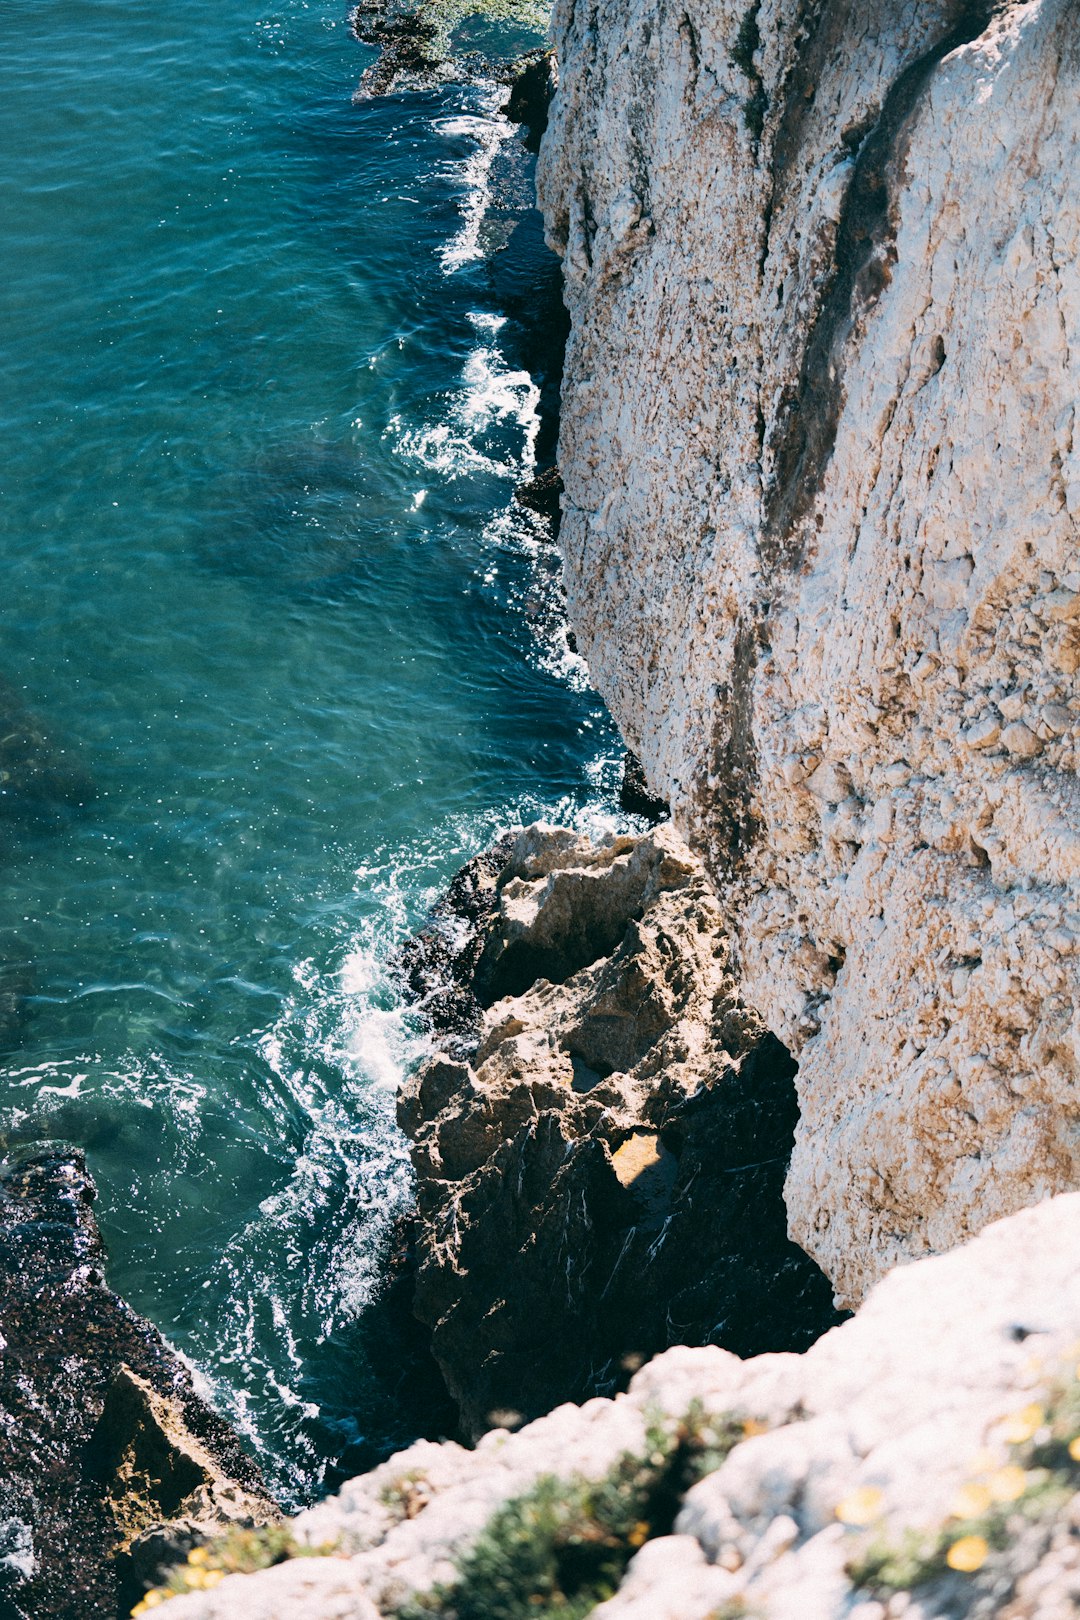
[0,1150,276,1620]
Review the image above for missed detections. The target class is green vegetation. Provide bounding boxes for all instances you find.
[397,1407,769,1620]
[422,0,549,59]
[730,6,761,77]
[845,1366,1080,1599]
[729,5,767,140]
[129,1525,340,1615]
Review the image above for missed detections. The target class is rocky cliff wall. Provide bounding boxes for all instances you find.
[398,823,843,1438]
[537,0,1080,1301]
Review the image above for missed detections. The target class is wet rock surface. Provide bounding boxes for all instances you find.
[513,463,563,536]
[350,0,553,109]
[618,751,669,823]
[395,834,515,1059]
[0,1148,276,1620]
[399,823,844,1438]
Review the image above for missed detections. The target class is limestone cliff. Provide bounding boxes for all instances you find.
[537,0,1080,1302]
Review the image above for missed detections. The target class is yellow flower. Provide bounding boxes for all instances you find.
[946,1534,989,1573]
[987,1465,1027,1502]
[742,1419,769,1438]
[835,1485,884,1526]
[627,1522,650,1548]
[142,1598,164,1612]
[966,1447,999,1474]
[1069,1436,1080,1463]
[187,1547,210,1567]
[999,1404,1043,1445]
[951,1481,992,1519]
[204,1571,224,1590]
[183,1570,207,1591]
[130,1607,146,1619]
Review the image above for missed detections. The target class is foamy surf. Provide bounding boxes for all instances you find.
[434,86,519,274]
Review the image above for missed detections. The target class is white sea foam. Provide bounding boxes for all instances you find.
[394,333,540,482]
[434,89,517,274]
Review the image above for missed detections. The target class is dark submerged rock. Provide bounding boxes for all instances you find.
[394,834,516,1058]
[500,49,555,152]
[350,0,441,98]
[0,680,95,827]
[513,464,564,538]
[0,1148,276,1620]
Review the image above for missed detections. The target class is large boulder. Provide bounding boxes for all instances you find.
[398,822,842,1438]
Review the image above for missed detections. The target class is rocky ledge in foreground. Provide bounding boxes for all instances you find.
[0,1147,277,1620]
[157,1190,1080,1619]
[399,822,844,1438]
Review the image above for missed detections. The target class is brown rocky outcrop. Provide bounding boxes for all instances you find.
[0,1148,277,1620]
[398,822,843,1438]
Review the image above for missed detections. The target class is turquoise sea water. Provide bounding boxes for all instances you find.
[0,0,625,1501]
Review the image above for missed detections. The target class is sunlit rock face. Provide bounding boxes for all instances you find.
[398,822,842,1439]
[538,0,1080,1301]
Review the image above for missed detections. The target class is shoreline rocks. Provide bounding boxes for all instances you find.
[0,1147,277,1620]
[397,822,843,1438]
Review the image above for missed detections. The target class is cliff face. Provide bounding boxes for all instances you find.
[537,0,1080,1302]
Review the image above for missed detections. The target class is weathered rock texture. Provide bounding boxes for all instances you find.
[537,0,1080,1302]
[162,1190,1080,1620]
[399,822,842,1437]
[0,1148,276,1620]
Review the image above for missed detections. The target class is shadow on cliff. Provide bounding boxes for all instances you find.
[397,826,849,1440]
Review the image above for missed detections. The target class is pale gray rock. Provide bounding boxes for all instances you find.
[537,0,1080,1302]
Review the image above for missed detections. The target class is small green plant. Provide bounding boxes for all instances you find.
[397,1442,674,1620]
[380,1467,430,1522]
[396,1406,771,1619]
[729,4,767,139]
[130,1524,340,1614]
[682,1400,769,1484]
[730,6,760,77]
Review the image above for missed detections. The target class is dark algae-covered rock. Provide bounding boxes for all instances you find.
[395,835,516,1058]
[0,1148,276,1620]
[618,751,670,823]
[399,825,846,1439]
[0,679,94,827]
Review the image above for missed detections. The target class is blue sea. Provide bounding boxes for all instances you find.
[0,0,625,1502]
